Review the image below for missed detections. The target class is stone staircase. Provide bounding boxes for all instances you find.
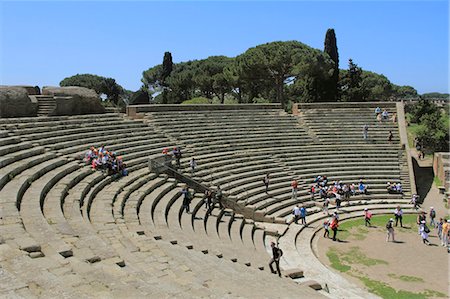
[35,95,56,116]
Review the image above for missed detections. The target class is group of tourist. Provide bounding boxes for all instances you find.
[386,181,403,194]
[306,176,368,214]
[323,212,340,241]
[84,145,128,176]
[374,106,397,123]
[180,185,224,215]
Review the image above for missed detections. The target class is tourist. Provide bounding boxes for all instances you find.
[291,179,298,200]
[386,218,395,242]
[442,220,449,247]
[330,216,339,241]
[358,180,367,195]
[263,174,270,194]
[189,158,197,174]
[382,109,389,120]
[363,124,369,140]
[410,194,420,210]
[310,185,315,200]
[436,218,443,242]
[323,219,330,238]
[292,205,301,224]
[394,206,403,227]
[335,192,342,210]
[323,198,329,215]
[376,113,382,123]
[162,147,169,155]
[374,106,381,116]
[204,189,213,210]
[181,186,192,214]
[429,207,436,227]
[173,147,182,168]
[419,221,431,245]
[269,242,282,277]
[300,205,307,226]
[388,130,393,143]
[417,211,426,234]
[214,185,224,209]
[364,208,372,227]
[391,112,397,123]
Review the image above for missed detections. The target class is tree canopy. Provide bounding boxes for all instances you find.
[60,74,125,105]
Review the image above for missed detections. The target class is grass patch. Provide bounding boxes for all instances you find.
[341,247,388,267]
[406,123,423,148]
[433,175,442,187]
[388,273,424,283]
[337,215,418,237]
[358,276,433,299]
[326,248,351,272]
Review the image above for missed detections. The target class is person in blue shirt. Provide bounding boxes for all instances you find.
[299,206,307,226]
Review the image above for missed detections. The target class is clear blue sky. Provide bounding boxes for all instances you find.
[0,1,448,94]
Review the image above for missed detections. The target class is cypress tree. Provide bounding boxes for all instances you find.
[324,29,339,101]
[161,52,173,85]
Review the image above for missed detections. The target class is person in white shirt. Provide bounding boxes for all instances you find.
[292,205,301,224]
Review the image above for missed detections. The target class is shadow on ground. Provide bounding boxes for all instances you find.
[412,157,433,200]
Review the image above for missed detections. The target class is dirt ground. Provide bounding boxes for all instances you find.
[316,218,449,298]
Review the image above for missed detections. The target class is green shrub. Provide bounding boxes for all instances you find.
[181,97,212,105]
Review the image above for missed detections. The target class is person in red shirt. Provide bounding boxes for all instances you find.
[330,217,339,241]
[291,179,298,200]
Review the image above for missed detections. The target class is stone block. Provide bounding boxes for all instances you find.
[0,87,38,117]
[29,251,44,259]
[301,280,322,291]
[284,268,304,279]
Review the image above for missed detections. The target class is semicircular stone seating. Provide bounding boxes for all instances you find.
[0,112,321,298]
[140,102,414,298]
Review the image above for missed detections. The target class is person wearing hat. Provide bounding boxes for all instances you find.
[419,220,431,245]
[429,207,436,227]
[417,211,426,235]
[386,218,395,242]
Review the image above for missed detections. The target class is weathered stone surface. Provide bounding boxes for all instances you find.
[0,87,38,117]
[29,251,45,259]
[42,86,105,115]
[284,268,304,279]
[301,280,322,290]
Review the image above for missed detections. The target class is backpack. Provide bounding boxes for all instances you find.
[424,225,430,234]
[386,222,392,229]
[278,248,283,257]
[430,210,436,218]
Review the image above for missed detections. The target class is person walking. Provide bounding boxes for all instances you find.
[442,220,450,247]
[269,242,282,277]
[181,186,192,214]
[189,157,197,174]
[214,185,224,209]
[363,124,369,140]
[388,130,393,143]
[330,216,339,241]
[394,206,403,227]
[299,205,307,226]
[291,179,298,200]
[364,208,372,226]
[417,211,426,235]
[323,198,329,215]
[263,174,270,194]
[204,189,213,210]
[429,207,436,227]
[436,218,443,242]
[292,205,301,224]
[410,194,420,210]
[386,218,395,242]
[419,221,431,245]
[323,219,330,238]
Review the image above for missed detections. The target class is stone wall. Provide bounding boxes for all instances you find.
[127,103,282,115]
[42,86,105,115]
[0,86,38,117]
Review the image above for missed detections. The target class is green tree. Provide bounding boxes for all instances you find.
[324,28,339,101]
[409,98,439,123]
[340,59,366,102]
[60,74,124,104]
